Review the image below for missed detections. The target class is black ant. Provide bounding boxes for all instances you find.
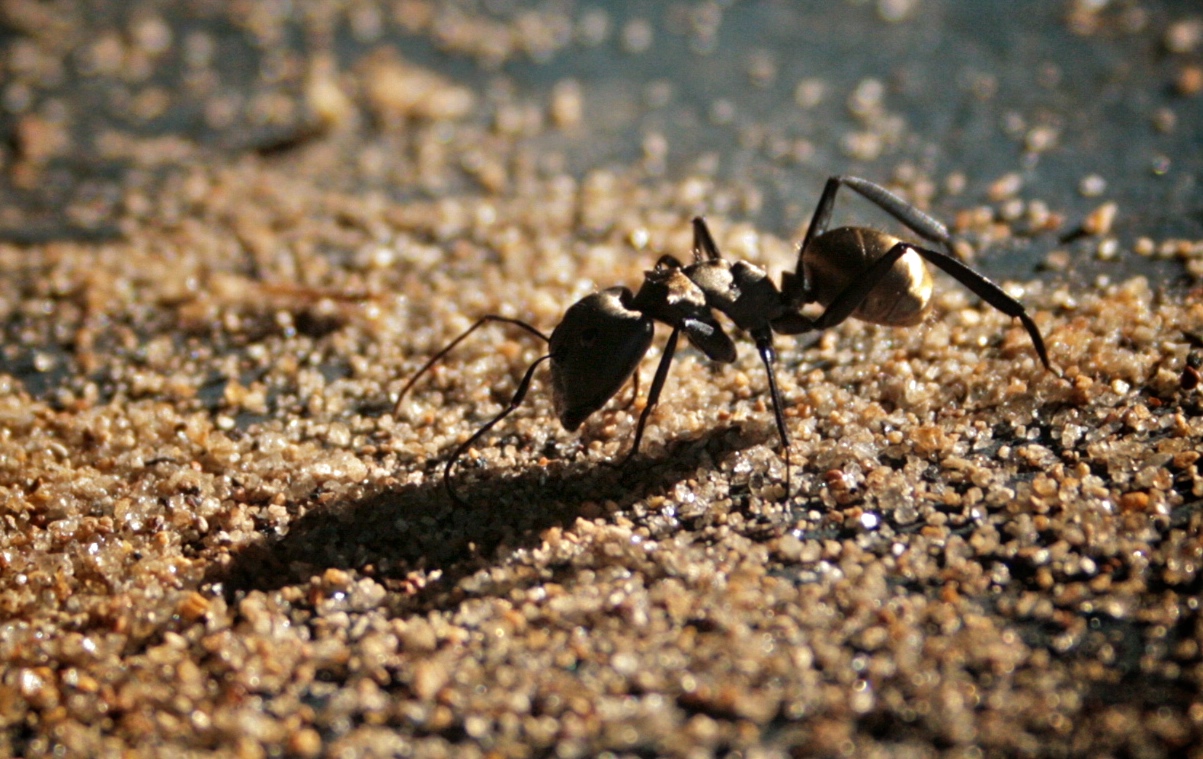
[395,175,1052,504]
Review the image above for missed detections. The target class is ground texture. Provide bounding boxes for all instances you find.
[2,2,1203,757]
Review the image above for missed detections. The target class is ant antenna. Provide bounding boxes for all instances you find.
[393,316,550,416]
[442,353,552,505]
[393,315,551,504]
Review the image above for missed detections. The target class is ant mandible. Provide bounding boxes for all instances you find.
[395,175,1052,504]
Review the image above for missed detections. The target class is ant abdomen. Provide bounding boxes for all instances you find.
[804,227,934,327]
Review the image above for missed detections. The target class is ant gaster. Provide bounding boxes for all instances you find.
[396,175,1052,504]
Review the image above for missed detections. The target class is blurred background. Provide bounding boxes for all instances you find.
[0,0,1199,282]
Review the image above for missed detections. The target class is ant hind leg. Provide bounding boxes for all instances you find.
[908,245,1053,371]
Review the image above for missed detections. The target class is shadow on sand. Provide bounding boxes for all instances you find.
[206,424,768,613]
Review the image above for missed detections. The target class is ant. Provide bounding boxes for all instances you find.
[395,175,1052,504]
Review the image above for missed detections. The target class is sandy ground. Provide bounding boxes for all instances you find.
[2,2,1203,757]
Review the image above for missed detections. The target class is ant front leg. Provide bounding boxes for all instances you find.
[619,367,641,410]
[618,327,681,467]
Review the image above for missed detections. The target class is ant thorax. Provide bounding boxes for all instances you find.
[685,259,788,332]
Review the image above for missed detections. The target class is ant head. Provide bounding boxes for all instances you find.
[548,287,654,431]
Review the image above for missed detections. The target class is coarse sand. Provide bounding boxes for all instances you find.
[2,3,1203,757]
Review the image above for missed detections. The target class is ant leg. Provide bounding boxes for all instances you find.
[795,176,845,259]
[810,244,915,331]
[394,315,550,416]
[840,179,1053,370]
[835,176,954,252]
[752,329,792,498]
[619,368,641,410]
[692,217,723,263]
[620,327,681,466]
[443,354,553,505]
[785,176,866,303]
[908,245,1053,371]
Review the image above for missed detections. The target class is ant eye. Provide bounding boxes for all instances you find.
[579,327,598,346]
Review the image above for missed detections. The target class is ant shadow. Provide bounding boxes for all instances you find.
[208,422,772,614]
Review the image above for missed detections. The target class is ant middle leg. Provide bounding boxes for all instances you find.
[750,328,792,497]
